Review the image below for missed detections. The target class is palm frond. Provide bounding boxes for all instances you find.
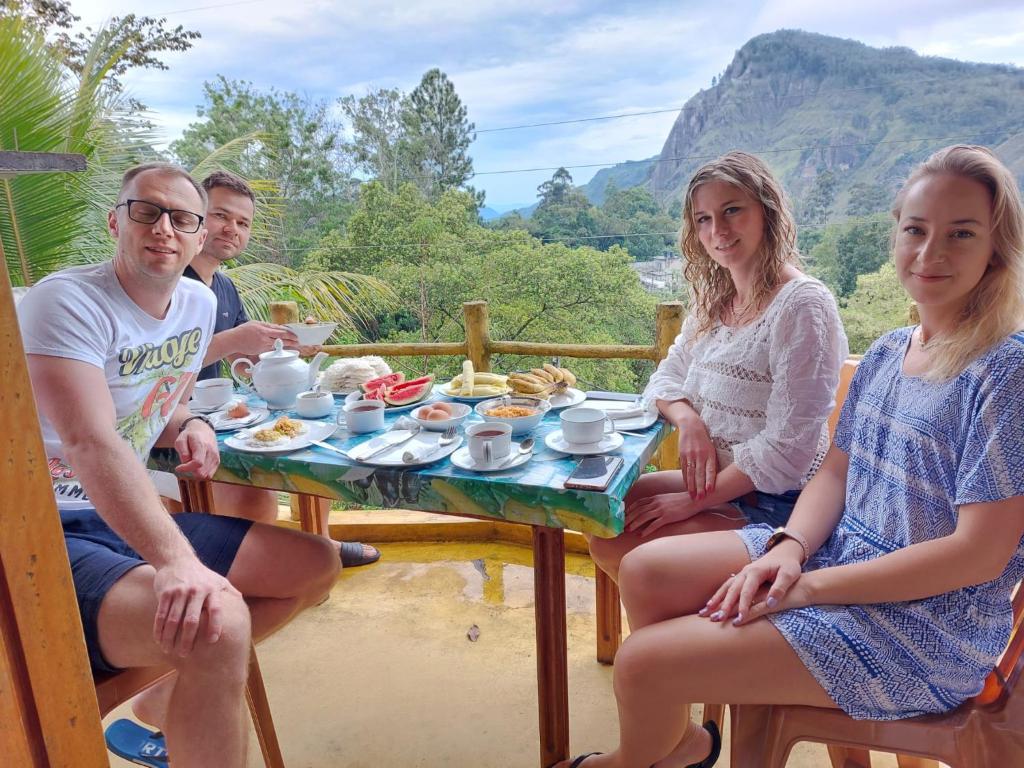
[225,263,398,341]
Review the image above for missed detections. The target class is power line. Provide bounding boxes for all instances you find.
[153,0,272,16]
[469,128,1020,177]
[474,73,1023,134]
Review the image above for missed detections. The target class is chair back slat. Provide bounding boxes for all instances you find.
[0,260,108,765]
[974,582,1024,705]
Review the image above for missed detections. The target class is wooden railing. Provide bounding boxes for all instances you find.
[320,299,687,470]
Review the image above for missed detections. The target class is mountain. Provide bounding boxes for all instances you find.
[581,156,658,205]
[479,206,502,221]
[595,30,1024,218]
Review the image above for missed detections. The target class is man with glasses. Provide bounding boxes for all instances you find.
[178,170,381,568]
[18,163,339,767]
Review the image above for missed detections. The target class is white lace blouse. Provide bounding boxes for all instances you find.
[643,277,849,494]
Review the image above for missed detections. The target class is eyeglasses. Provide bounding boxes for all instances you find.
[115,199,205,233]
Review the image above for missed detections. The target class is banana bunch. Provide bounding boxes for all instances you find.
[444,360,510,397]
[509,364,577,398]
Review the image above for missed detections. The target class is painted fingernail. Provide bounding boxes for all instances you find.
[733,615,742,625]
[698,607,708,616]
[766,596,777,608]
[710,610,724,621]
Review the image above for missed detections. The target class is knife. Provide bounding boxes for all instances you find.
[309,440,351,459]
[349,429,419,461]
[585,391,639,402]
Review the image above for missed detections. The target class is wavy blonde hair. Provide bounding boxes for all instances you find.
[892,145,1024,380]
[680,151,801,338]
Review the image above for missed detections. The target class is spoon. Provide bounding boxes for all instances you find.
[494,437,535,468]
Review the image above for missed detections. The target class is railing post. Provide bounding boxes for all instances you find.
[463,300,491,372]
[653,301,685,471]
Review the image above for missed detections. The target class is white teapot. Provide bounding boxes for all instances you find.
[231,340,327,409]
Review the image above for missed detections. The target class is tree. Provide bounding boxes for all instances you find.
[840,262,912,354]
[339,88,410,193]
[171,76,355,259]
[799,168,838,225]
[402,68,477,201]
[808,214,890,297]
[0,16,153,285]
[536,167,574,207]
[3,0,200,107]
[599,183,677,261]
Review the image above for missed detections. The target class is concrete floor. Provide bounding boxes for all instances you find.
[106,536,913,768]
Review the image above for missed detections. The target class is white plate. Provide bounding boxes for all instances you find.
[547,387,586,410]
[188,398,231,414]
[585,399,658,431]
[344,390,437,413]
[351,431,463,467]
[210,405,270,432]
[436,383,512,402]
[544,429,624,456]
[450,443,532,472]
[225,420,337,454]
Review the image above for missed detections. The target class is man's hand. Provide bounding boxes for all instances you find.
[175,419,220,479]
[624,491,704,538]
[227,321,299,356]
[152,558,242,656]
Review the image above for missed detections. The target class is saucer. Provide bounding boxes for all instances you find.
[188,399,230,414]
[544,429,624,456]
[450,443,532,472]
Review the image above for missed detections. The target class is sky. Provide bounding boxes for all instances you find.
[67,0,1024,208]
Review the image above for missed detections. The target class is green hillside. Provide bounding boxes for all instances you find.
[609,29,1023,218]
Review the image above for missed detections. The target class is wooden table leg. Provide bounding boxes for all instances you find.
[296,493,328,536]
[533,526,569,768]
[178,478,217,515]
[595,566,621,664]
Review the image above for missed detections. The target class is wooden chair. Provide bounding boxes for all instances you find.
[1,252,286,765]
[728,585,1024,767]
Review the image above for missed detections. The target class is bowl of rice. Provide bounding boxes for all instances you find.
[319,356,392,395]
[474,396,550,435]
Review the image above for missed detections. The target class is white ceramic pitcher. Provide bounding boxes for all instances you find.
[231,339,327,409]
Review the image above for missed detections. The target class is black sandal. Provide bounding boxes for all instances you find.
[568,753,602,767]
[685,720,721,768]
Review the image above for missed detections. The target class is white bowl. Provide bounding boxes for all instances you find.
[285,322,337,346]
[411,402,472,431]
[475,396,550,435]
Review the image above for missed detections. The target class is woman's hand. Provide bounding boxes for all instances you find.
[676,411,717,501]
[625,492,703,538]
[700,539,809,624]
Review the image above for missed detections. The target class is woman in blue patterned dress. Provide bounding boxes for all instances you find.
[558,146,1024,768]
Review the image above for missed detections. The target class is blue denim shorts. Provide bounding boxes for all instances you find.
[728,489,799,528]
[60,507,253,674]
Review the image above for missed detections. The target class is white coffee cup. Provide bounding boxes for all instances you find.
[467,422,512,463]
[295,390,333,419]
[560,406,613,445]
[193,377,233,409]
[341,399,385,433]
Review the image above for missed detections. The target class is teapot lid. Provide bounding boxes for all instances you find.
[258,338,298,362]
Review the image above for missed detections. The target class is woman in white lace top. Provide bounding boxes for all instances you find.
[590,152,848,584]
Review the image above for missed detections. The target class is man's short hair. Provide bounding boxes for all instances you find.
[202,170,256,205]
[119,162,207,209]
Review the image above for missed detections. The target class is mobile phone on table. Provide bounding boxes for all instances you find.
[564,456,624,491]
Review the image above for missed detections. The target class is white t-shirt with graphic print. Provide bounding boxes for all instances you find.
[17,260,216,509]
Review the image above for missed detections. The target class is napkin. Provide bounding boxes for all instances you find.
[605,407,645,420]
[347,430,413,461]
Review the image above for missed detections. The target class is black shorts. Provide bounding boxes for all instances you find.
[60,507,253,674]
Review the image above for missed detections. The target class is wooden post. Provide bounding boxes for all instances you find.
[653,301,685,471]
[463,300,491,372]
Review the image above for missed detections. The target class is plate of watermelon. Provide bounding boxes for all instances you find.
[345,372,437,412]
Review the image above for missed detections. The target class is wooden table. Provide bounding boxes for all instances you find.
[176,400,669,767]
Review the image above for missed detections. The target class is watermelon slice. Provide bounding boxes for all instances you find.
[362,372,404,394]
[388,374,434,393]
[364,387,388,401]
[384,377,434,406]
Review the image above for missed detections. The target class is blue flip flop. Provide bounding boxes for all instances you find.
[105,719,168,766]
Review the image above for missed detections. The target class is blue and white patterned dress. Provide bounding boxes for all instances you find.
[736,327,1024,720]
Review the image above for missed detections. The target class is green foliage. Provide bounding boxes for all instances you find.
[402,68,477,201]
[799,169,837,226]
[340,88,409,193]
[0,16,155,285]
[310,182,659,390]
[807,214,890,297]
[599,183,677,261]
[839,262,912,353]
[170,76,354,259]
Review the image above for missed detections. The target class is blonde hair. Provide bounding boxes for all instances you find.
[892,145,1024,380]
[679,152,801,337]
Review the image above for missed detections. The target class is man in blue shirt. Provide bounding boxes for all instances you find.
[187,171,380,568]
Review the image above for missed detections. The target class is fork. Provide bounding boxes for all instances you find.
[402,425,457,464]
